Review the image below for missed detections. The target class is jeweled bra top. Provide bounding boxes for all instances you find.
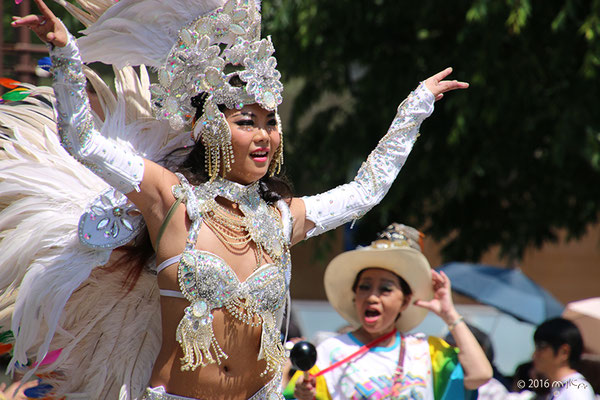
[164,174,292,376]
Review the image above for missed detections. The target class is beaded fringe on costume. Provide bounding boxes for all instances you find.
[173,176,289,376]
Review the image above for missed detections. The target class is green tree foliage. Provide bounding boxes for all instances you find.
[264,0,600,261]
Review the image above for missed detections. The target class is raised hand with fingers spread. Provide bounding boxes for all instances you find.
[414,269,460,324]
[11,0,67,47]
[424,67,469,101]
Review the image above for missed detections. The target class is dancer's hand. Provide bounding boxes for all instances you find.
[0,380,39,400]
[424,67,469,101]
[294,374,317,400]
[11,0,67,47]
[414,270,460,324]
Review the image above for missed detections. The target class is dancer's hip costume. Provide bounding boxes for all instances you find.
[0,0,435,398]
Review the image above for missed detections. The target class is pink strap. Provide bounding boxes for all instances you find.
[311,329,397,378]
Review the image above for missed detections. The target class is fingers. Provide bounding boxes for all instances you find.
[294,376,316,400]
[431,269,443,285]
[439,270,452,289]
[432,67,454,82]
[431,67,469,89]
[296,374,315,388]
[33,0,57,20]
[440,80,469,92]
[20,380,39,390]
[431,269,450,288]
[10,14,44,27]
[424,67,469,100]
[414,299,433,311]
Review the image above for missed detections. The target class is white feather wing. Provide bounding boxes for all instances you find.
[0,86,161,399]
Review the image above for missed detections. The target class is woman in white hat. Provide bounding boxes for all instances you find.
[288,224,492,400]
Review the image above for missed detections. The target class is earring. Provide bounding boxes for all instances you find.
[268,113,284,176]
[198,101,234,181]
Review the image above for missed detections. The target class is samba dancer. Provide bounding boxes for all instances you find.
[9,0,467,398]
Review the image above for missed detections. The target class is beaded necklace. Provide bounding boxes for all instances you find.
[203,202,265,270]
[172,174,291,376]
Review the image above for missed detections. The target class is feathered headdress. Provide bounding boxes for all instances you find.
[76,0,284,179]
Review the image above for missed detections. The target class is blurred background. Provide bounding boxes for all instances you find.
[2,0,600,386]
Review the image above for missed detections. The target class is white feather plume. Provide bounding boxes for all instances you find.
[0,0,225,397]
[0,75,169,398]
[77,0,224,68]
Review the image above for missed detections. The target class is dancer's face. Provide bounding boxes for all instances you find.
[353,268,411,337]
[223,103,280,184]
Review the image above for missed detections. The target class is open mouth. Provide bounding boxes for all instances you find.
[250,149,269,163]
[364,309,381,324]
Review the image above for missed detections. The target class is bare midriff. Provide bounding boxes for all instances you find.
[150,295,273,400]
[148,197,281,399]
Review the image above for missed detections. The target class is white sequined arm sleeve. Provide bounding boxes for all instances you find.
[50,32,144,194]
[301,83,435,239]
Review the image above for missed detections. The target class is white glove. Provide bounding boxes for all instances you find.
[302,83,435,238]
[50,32,144,194]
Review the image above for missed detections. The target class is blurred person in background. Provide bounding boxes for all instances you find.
[286,223,492,400]
[531,317,595,400]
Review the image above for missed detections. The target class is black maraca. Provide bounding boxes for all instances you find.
[290,340,317,379]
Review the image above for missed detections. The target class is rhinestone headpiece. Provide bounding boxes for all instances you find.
[373,223,425,252]
[150,0,284,180]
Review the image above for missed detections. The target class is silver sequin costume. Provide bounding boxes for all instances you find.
[167,174,292,382]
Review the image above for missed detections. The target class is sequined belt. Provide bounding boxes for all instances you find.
[142,378,283,400]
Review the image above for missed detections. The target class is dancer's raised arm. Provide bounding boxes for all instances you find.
[12,0,147,196]
[289,68,468,244]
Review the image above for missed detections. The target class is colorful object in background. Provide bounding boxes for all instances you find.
[24,383,54,398]
[1,88,31,102]
[284,365,332,400]
[38,57,52,71]
[36,57,53,78]
[0,78,21,89]
[15,0,24,4]
[0,342,13,355]
[0,78,32,102]
[32,349,63,368]
[0,329,14,356]
[0,328,62,398]
[428,336,478,400]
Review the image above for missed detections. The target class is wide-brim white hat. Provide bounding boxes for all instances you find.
[324,224,434,332]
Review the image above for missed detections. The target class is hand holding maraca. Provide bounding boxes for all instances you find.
[290,341,317,400]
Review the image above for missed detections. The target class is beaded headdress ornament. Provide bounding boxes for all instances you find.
[150,0,284,180]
